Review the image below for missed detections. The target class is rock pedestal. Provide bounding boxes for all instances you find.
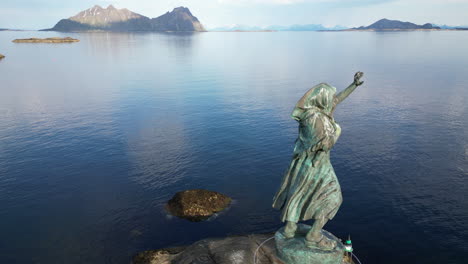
[275,224,344,264]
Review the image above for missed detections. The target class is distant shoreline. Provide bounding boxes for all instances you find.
[1,28,468,33]
[334,28,467,32]
[209,30,277,32]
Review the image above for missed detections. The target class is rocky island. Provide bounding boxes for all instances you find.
[0,54,5,60]
[43,5,205,32]
[12,37,79,43]
[347,18,440,31]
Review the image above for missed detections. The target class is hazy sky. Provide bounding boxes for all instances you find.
[1,0,467,30]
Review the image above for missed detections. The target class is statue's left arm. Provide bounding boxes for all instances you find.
[333,72,364,107]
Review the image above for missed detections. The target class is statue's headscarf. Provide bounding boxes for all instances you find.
[292,83,336,120]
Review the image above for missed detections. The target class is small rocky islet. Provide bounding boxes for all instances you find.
[165,189,232,221]
[0,54,4,60]
[12,37,79,43]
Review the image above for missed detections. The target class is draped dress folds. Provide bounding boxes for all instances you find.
[272,107,343,223]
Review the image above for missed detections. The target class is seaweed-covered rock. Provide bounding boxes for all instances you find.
[166,189,231,221]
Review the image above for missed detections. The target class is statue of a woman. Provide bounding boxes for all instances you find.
[273,72,364,250]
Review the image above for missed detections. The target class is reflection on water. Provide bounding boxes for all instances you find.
[0,30,467,263]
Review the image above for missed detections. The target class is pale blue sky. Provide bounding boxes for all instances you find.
[1,0,467,30]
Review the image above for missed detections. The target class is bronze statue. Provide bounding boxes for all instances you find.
[273,72,364,250]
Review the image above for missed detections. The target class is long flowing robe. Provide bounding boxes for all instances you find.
[272,106,343,223]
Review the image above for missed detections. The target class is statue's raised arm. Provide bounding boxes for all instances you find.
[333,72,364,108]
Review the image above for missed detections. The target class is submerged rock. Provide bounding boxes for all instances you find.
[12,37,79,43]
[166,189,231,221]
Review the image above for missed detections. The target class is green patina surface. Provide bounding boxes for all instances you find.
[273,73,364,262]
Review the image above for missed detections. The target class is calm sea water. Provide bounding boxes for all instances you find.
[0,31,467,264]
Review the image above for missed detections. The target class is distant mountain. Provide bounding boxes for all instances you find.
[69,5,144,27]
[210,25,265,31]
[353,18,440,30]
[151,7,205,32]
[47,5,151,31]
[44,5,205,32]
[282,24,347,31]
[433,24,456,29]
[432,24,468,29]
[210,24,347,31]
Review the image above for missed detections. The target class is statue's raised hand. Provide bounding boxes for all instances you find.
[354,72,364,86]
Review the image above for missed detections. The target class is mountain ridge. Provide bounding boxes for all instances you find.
[151,7,205,32]
[351,18,440,30]
[44,5,205,32]
[432,23,468,29]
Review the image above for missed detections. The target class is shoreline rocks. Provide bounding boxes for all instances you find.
[132,233,282,264]
[166,189,231,221]
[12,37,79,43]
[132,233,355,264]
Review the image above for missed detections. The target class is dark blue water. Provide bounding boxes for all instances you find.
[0,31,467,264]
